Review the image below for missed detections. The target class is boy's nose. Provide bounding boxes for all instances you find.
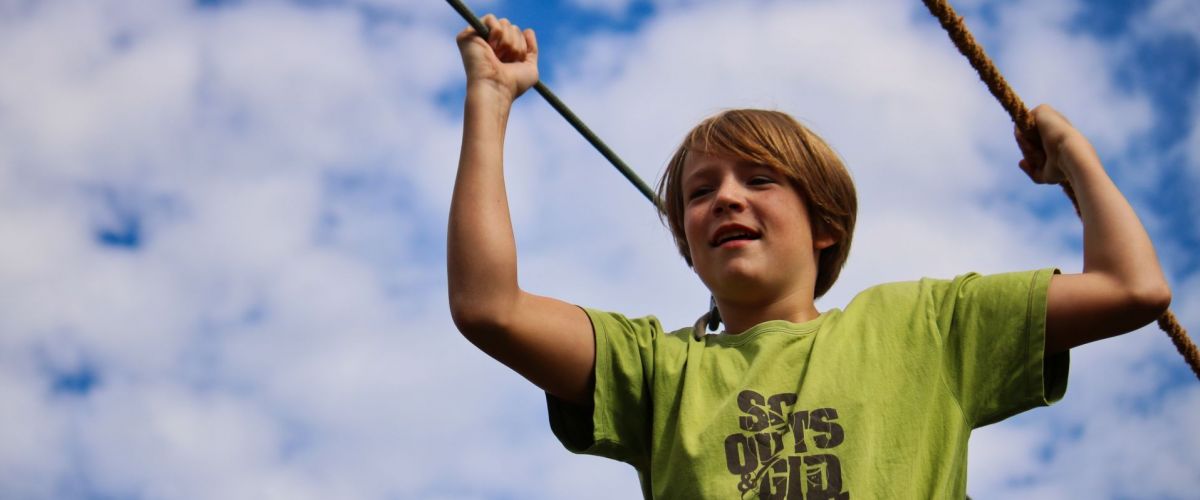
[712,185,746,214]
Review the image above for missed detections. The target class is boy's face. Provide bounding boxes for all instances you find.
[680,151,834,304]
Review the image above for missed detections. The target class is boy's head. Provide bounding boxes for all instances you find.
[657,109,857,299]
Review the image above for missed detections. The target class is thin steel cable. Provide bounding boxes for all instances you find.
[922,0,1199,381]
[446,0,661,208]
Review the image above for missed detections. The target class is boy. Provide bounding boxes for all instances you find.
[447,16,1172,499]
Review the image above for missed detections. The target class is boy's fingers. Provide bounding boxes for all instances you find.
[502,24,516,49]
[524,28,538,57]
[1013,124,1046,172]
[491,24,530,62]
[484,15,507,51]
[456,26,476,43]
[499,27,519,58]
[1018,159,1052,185]
[1018,159,1034,181]
[1014,128,1033,160]
[510,24,527,53]
[1027,151,1046,173]
[1032,103,1070,127]
[484,16,501,45]
[1018,142,1039,166]
[469,15,533,63]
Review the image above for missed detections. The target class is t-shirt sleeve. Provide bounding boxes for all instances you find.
[545,307,659,468]
[928,268,1069,427]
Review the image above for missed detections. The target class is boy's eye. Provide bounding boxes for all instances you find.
[687,187,713,201]
[749,176,776,186]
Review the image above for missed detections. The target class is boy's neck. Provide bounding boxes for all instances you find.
[717,289,822,335]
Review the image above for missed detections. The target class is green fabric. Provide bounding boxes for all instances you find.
[547,269,1068,499]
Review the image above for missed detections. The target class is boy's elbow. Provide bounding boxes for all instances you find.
[1132,280,1172,319]
[448,294,513,340]
[1123,279,1171,325]
[449,297,489,336]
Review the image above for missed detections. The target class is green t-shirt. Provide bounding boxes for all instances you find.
[547,269,1069,499]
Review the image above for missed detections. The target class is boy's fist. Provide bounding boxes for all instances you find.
[1016,104,1095,186]
[456,14,539,103]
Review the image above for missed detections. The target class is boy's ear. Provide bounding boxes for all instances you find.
[816,232,835,249]
[812,215,837,251]
[814,229,836,251]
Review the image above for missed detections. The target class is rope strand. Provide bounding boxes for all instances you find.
[1160,310,1200,379]
[922,0,1199,381]
[921,0,1035,140]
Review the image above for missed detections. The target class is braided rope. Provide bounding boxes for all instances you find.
[1160,310,1200,377]
[922,0,1199,380]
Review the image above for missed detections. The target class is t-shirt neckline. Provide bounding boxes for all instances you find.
[712,310,834,345]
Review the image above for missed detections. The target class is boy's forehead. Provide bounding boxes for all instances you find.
[681,151,727,178]
[682,149,776,177]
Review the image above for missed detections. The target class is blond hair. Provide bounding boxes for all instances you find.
[656,109,857,298]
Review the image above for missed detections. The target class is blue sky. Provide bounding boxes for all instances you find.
[0,0,1197,499]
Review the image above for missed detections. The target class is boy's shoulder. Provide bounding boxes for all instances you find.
[846,275,951,306]
[844,269,1053,315]
[583,306,696,343]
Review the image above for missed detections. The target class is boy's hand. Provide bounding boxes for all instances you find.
[1015,104,1096,186]
[456,15,539,104]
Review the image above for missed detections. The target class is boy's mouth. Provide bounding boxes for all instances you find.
[710,224,762,247]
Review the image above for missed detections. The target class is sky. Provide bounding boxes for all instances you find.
[0,0,1197,498]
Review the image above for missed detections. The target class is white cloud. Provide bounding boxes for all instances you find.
[1143,0,1200,41]
[993,0,1153,153]
[0,365,68,499]
[965,421,1054,495]
[567,0,637,16]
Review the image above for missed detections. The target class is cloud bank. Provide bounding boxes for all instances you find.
[0,0,1195,498]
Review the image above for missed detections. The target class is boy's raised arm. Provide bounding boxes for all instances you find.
[447,16,596,406]
[1017,105,1172,354]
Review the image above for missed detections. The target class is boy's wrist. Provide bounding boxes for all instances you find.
[1055,134,1101,186]
[466,79,519,109]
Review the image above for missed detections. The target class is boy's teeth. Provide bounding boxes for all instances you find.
[718,231,756,244]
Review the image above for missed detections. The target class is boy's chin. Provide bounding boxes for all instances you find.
[700,269,778,298]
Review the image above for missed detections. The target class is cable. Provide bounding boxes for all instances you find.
[446,0,661,208]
